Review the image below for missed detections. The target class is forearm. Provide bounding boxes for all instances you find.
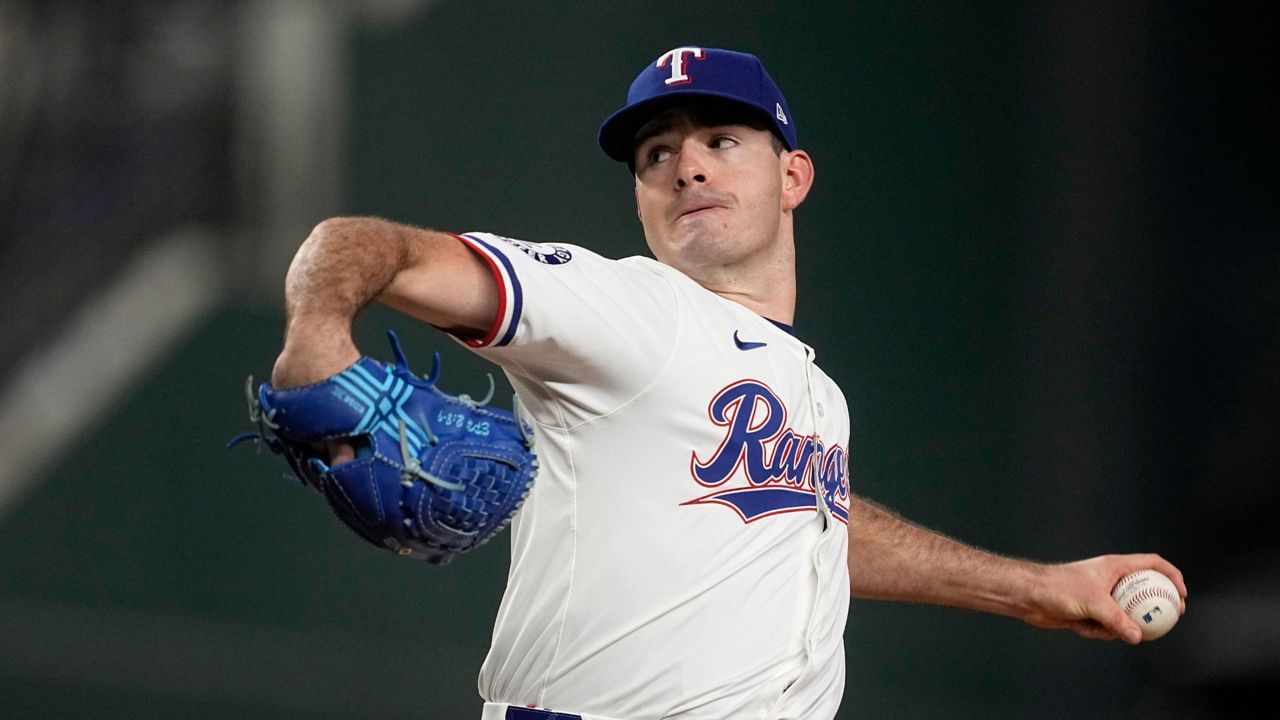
[272,217,424,387]
[283,217,421,328]
[270,217,498,389]
[847,496,1042,620]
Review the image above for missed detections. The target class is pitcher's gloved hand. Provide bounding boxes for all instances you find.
[231,331,538,565]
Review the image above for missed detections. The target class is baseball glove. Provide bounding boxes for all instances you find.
[230,331,538,565]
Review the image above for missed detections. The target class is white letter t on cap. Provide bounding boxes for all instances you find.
[657,47,705,86]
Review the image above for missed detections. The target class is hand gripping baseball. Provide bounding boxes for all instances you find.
[230,331,538,564]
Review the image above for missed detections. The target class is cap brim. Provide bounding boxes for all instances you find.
[597,89,781,165]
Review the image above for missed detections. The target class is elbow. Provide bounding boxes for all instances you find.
[286,217,379,284]
[297,216,399,259]
[308,216,371,244]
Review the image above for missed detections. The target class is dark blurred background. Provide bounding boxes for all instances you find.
[1,1,1275,718]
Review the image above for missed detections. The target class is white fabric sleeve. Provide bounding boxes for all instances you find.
[446,232,678,423]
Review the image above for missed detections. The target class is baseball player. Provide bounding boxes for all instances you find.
[267,47,1188,720]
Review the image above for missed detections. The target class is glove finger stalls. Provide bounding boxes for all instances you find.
[323,458,387,528]
[238,334,538,565]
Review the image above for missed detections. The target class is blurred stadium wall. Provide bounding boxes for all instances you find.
[0,1,1275,718]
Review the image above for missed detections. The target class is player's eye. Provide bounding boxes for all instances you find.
[710,136,738,149]
[647,147,672,166]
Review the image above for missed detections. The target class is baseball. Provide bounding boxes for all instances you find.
[1112,569,1181,640]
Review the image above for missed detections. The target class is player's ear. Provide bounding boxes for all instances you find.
[780,150,814,211]
[634,180,644,222]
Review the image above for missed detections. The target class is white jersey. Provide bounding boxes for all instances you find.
[451,232,851,720]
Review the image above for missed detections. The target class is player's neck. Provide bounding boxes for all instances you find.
[715,286,796,326]
[687,240,798,326]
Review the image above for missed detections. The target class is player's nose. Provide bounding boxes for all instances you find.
[675,139,709,189]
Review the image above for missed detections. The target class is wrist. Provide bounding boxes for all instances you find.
[284,313,354,343]
[1004,561,1050,621]
[272,315,361,388]
[951,556,1046,621]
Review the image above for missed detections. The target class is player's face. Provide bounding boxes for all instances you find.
[631,106,801,276]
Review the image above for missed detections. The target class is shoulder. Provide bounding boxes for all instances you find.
[458,232,652,270]
[457,232,581,267]
[459,231,677,292]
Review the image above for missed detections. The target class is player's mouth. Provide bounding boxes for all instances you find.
[670,193,731,222]
[678,206,721,221]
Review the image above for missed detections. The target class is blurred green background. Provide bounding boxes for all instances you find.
[1,1,1275,718]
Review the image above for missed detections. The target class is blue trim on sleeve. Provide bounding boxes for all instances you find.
[765,318,796,336]
[463,233,523,347]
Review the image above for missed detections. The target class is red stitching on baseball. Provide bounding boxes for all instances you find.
[1123,586,1179,614]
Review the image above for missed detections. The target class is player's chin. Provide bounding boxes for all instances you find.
[676,228,740,257]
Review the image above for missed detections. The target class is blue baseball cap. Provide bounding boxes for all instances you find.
[597,46,797,164]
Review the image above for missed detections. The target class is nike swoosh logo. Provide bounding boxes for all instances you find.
[733,330,767,351]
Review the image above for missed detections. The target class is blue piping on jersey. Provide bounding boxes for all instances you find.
[766,318,796,336]
[463,233,523,347]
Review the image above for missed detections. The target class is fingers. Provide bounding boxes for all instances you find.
[1146,554,1189,599]
[1095,553,1189,642]
[1046,555,1179,644]
[1029,554,1187,644]
[1118,554,1186,593]
[1146,555,1189,615]
[1114,553,1189,614]
[327,439,356,466]
[1068,619,1120,642]
[1096,603,1144,645]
